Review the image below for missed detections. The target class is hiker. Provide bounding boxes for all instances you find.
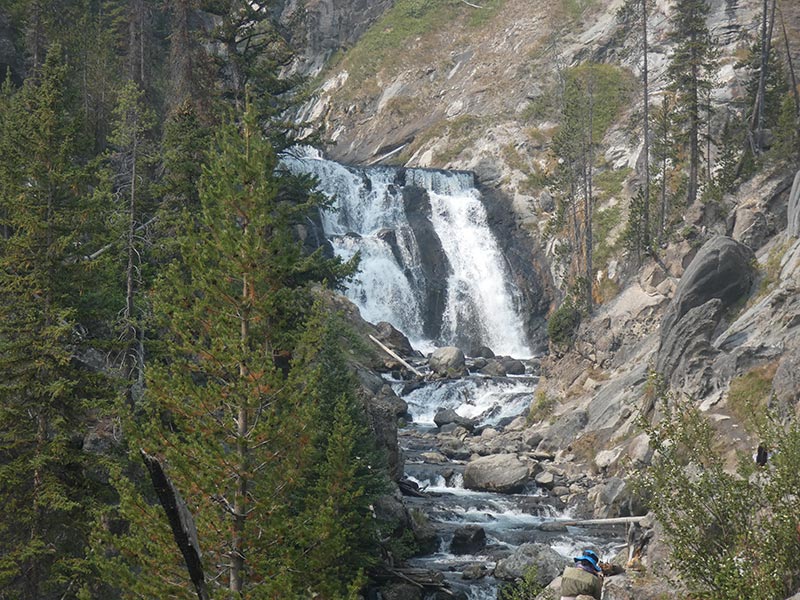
[560,549,603,600]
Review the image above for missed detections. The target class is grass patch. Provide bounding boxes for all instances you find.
[561,0,598,20]
[757,238,793,298]
[595,167,632,201]
[427,114,485,164]
[593,203,623,272]
[528,390,558,423]
[564,63,636,141]
[500,143,529,172]
[336,0,506,89]
[727,362,778,431]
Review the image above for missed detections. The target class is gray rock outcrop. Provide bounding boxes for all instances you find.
[656,237,756,394]
[536,410,589,453]
[771,346,800,419]
[463,454,531,493]
[277,0,395,76]
[429,346,467,378]
[494,543,568,584]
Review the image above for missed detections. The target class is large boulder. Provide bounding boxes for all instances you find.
[656,237,756,393]
[450,525,486,555]
[434,408,475,431]
[494,543,568,584]
[429,346,467,378]
[375,321,417,357]
[463,454,532,493]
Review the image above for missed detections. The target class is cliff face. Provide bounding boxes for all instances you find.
[275,0,396,77]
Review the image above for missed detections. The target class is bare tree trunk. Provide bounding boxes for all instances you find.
[659,96,669,243]
[754,0,770,151]
[689,43,700,205]
[641,0,651,248]
[585,77,594,313]
[230,114,252,594]
[123,132,139,411]
[778,1,800,118]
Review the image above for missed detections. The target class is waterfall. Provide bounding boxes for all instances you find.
[282,148,531,357]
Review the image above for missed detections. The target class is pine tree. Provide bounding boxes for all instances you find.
[101,100,361,598]
[0,45,114,600]
[667,0,717,205]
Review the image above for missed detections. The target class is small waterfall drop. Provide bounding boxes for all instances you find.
[282,148,531,357]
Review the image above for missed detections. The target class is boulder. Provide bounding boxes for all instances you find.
[376,321,416,357]
[411,514,439,555]
[494,543,568,584]
[479,359,507,377]
[450,525,487,555]
[463,454,532,493]
[656,236,756,396]
[471,345,496,358]
[461,564,489,580]
[732,205,770,250]
[590,477,644,519]
[429,346,467,378]
[379,583,424,600]
[434,408,475,431]
[499,357,526,375]
[534,470,555,489]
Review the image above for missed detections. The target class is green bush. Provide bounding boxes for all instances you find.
[547,299,581,347]
[638,397,800,599]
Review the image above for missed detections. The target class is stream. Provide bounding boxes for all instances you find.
[391,373,626,599]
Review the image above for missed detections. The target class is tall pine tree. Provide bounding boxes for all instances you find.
[667,0,716,205]
[0,46,114,600]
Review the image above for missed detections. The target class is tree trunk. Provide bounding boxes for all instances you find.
[124,132,138,411]
[585,77,594,313]
[689,41,699,205]
[779,2,800,118]
[641,0,651,248]
[754,0,770,152]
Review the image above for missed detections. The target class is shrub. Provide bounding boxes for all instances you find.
[547,298,581,347]
[637,396,800,599]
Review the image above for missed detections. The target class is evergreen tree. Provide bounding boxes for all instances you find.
[667,0,717,205]
[100,100,366,598]
[0,46,113,600]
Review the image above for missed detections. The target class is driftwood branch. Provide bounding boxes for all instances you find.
[83,215,158,261]
[369,334,422,377]
[459,0,485,7]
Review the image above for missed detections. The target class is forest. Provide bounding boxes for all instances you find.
[0,2,387,599]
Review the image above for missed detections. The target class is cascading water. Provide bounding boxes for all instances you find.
[281,148,530,357]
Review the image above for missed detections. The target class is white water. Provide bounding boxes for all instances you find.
[397,377,535,427]
[281,148,531,357]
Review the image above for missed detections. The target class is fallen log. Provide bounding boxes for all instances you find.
[538,515,647,532]
[369,334,423,377]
